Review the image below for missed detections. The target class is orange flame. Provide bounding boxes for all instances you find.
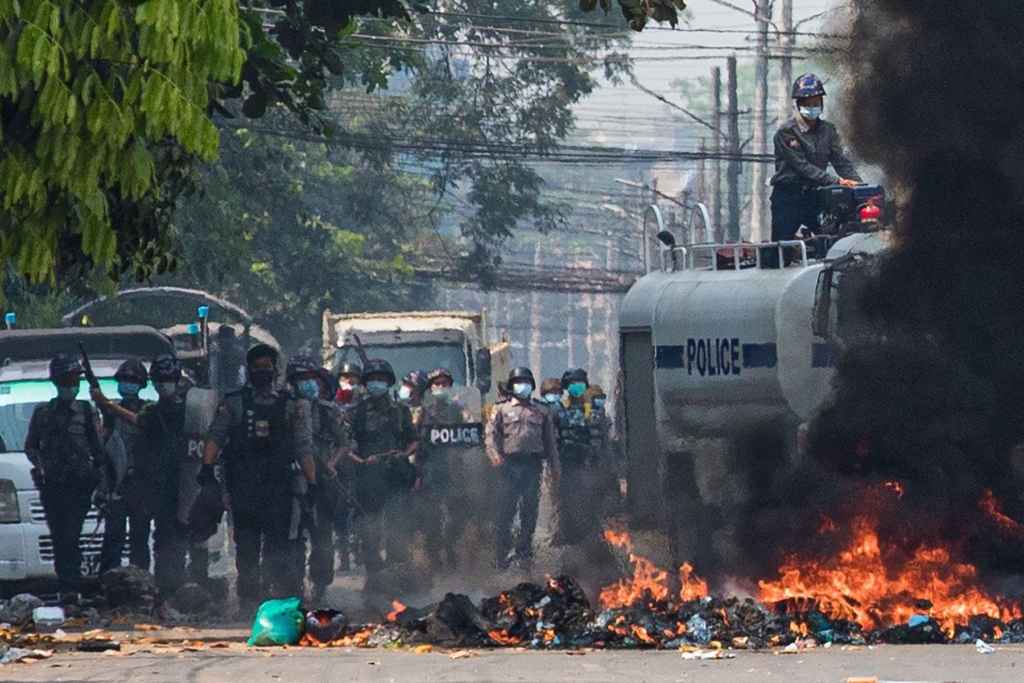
[488,629,522,645]
[757,515,1022,634]
[979,489,1020,531]
[386,600,406,622]
[599,529,708,608]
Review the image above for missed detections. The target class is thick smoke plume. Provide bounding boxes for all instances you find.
[733,0,1024,580]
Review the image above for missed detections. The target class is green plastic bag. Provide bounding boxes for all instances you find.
[247,598,305,646]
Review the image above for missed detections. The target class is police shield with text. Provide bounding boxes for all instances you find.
[23,355,105,603]
[201,344,315,613]
[485,367,558,571]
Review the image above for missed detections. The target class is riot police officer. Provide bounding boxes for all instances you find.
[335,362,363,408]
[200,344,315,612]
[134,355,191,600]
[399,370,427,426]
[770,74,863,251]
[485,367,557,570]
[97,358,152,573]
[539,378,563,414]
[24,355,105,602]
[349,359,417,590]
[285,356,351,603]
[554,369,613,548]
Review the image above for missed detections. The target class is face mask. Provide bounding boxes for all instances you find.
[296,379,320,400]
[365,381,389,397]
[56,385,79,401]
[117,382,141,398]
[512,382,533,399]
[543,393,560,404]
[249,368,275,389]
[397,385,413,401]
[799,106,822,121]
[567,382,587,398]
[155,382,178,398]
[431,387,450,399]
[592,398,606,409]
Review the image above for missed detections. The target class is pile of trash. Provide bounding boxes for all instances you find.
[252,576,1024,650]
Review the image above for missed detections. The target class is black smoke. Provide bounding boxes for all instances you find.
[733,0,1024,580]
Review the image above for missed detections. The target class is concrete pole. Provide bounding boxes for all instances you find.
[750,0,771,243]
[726,55,741,241]
[779,0,794,120]
[711,66,723,242]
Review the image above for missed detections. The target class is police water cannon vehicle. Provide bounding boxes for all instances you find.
[617,184,890,549]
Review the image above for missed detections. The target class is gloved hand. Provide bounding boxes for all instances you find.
[197,463,218,487]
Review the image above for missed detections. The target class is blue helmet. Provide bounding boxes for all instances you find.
[150,354,182,382]
[49,354,82,380]
[792,73,826,99]
[285,355,320,381]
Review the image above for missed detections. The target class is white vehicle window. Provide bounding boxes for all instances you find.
[0,379,159,452]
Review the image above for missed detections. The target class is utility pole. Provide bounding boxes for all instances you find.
[711,66,722,241]
[696,138,706,216]
[751,0,771,243]
[726,55,741,241]
[778,0,794,119]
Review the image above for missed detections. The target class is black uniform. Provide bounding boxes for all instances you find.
[307,398,350,592]
[350,397,416,575]
[417,395,469,571]
[770,117,863,245]
[24,399,104,593]
[206,387,312,604]
[136,399,190,596]
[555,399,613,547]
[98,396,153,573]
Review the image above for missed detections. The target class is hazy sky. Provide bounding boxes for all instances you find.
[576,0,845,149]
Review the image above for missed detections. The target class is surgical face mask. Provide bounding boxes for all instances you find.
[117,382,141,398]
[592,398,606,409]
[431,387,450,399]
[397,385,413,402]
[155,382,178,398]
[365,381,389,398]
[56,385,79,401]
[543,393,561,404]
[296,379,320,401]
[512,382,533,399]
[567,382,587,398]
[799,106,822,121]
[249,368,275,389]
[339,381,354,392]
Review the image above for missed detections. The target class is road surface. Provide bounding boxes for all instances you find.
[4,638,1022,683]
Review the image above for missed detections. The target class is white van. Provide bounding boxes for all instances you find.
[0,327,172,584]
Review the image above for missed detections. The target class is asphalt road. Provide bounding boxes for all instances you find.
[4,642,1023,683]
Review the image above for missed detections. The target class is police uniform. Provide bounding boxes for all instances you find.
[417,393,471,571]
[24,396,104,594]
[555,398,613,547]
[485,396,558,569]
[350,395,416,574]
[307,396,351,594]
[136,397,190,596]
[205,386,312,604]
[98,394,152,573]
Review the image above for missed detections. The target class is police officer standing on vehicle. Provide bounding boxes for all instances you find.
[97,359,151,573]
[485,367,557,571]
[24,355,106,603]
[349,359,417,594]
[285,356,352,603]
[199,344,315,612]
[770,74,863,252]
[539,378,563,415]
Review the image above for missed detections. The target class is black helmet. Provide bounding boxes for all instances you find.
[246,343,279,367]
[336,361,362,379]
[150,354,183,382]
[403,370,428,395]
[114,358,148,384]
[508,366,536,388]
[426,367,454,386]
[285,355,320,381]
[316,367,339,398]
[560,368,589,390]
[49,354,82,380]
[362,358,395,386]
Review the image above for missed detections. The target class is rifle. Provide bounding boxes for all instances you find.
[78,342,100,391]
[350,333,371,367]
